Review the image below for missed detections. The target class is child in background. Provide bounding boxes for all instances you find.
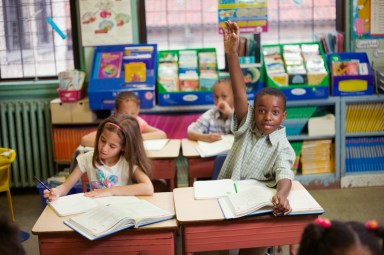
[45,114,153,201]
[81,91,166,147]
[0,214,26,255]
[298,218,384,255]
[219,21,295,255]
[187,78,234,142]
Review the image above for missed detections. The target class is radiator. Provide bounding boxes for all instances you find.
[0,100,55,188]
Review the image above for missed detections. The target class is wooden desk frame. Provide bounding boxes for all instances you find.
[32,193,178,255]
[174,187,320,255]
[181,139,215,186]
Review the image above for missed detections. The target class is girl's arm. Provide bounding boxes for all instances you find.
[43,166,83,201]
[223,21,248,123]
[80,131,97,147]
[85,168,154,197]
[142,125,167,140]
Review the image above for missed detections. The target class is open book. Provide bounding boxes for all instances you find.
[194,179,324,219]
[48,193,139,217]
[195,134,234,158]
[64,199,175,240]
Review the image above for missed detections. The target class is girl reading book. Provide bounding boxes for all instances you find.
[44,114,154,201]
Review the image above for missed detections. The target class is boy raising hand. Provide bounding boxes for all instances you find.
[220,21,295,222]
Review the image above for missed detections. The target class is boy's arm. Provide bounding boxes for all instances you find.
[142,125,167,140]
[272,179,292,215]
[187,131,222,142]
[223,21,248,123]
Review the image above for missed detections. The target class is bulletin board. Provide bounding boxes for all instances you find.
[79,0,133,46]
[218,0,268,34]
[352,0,384,39]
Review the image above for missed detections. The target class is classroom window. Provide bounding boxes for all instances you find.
[0,0,76,80]
[144,0,337,69]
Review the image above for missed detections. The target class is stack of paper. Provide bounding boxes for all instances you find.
[195,134,234,158]
[143,139,169,151]
[308,114,336,136]
[300,139,334,175]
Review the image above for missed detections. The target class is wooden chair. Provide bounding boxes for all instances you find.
[0,148,16,222]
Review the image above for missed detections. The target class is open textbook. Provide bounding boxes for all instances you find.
[64,199,175,240]
[195,134,234,158]
[48,193,139,217]
[194,179,324,219]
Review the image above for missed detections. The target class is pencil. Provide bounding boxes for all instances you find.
[34,176,51,191]
[234,183,238,193]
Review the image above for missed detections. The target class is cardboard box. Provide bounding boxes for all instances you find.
[262,42,329,100]
[51,97,96,124]
[327,52,374,96]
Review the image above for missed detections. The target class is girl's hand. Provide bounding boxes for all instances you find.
[272,193,292,216]
[84,188,112,198]
[217,101,234,118]
[43,187,61,202]
[223,20,240,55]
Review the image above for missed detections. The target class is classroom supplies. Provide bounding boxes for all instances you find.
[195,134,234,158]
[47,193,139,217]
[64,199,175,240]
[194,179,237,199]
[143,139,169,151]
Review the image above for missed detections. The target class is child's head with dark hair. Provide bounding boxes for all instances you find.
[0,214,26,255]
[93,114,152,181]
[253,87,287,135]
[114,91,141,117]
[298,218,383,255]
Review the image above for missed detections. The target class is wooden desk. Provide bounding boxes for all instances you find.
[147,139,181,191]
[173,187,319,255]
[181,139,215,186]
[32,192,178,255]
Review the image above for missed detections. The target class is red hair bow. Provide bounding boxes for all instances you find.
[365,220,379,230]
[314,217,331,228]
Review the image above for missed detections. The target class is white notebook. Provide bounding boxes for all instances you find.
[48,193,139,217]
[143,139,169,151]
[195,135,234,158]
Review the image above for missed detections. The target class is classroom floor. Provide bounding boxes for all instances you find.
[1,157,384,255]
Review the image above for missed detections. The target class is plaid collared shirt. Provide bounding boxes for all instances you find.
[187,108,232,135]
[218,105,295,187]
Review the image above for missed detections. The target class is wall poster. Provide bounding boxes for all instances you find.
[79,0,133,46]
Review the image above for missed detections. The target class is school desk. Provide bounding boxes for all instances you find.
[32,192,178,255]
[146,139,181,191]
[181,138,215,186]
[173,186,320,255]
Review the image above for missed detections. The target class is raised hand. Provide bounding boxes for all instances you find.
[223,20,240,55]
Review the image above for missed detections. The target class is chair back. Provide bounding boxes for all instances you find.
[211,154,227,180]
[0,149,16,192]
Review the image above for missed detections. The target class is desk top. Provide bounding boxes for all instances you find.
[146,139,181,159]
[181,138,199,158]
[32,192,177,234]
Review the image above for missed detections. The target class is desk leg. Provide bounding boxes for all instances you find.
[152,159,177,191]
[187,158,215,187]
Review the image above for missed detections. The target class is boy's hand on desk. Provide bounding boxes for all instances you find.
[272,194,292,216]
[200,133,222,143]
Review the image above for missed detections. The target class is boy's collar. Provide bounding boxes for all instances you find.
[251,124,285,145]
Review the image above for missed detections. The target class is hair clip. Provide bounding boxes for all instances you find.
[314,217,331,228]
[365,220,379,231]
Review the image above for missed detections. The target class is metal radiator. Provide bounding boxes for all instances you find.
[0,100,55,187]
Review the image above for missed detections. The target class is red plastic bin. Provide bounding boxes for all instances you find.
[58,89,84,102]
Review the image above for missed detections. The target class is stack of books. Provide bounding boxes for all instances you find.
[346,103,384,133]
[300,139,334,175]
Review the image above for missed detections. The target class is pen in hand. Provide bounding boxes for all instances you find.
[34,176,51,191]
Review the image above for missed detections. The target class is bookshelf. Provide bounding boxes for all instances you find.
[340,95,384,188]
